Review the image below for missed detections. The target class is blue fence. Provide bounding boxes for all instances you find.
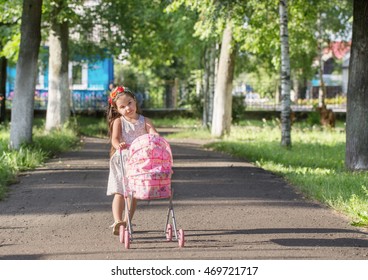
[72,90,108,111]
[6,89,109,112]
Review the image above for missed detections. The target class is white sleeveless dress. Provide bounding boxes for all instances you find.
[106,115,147,195]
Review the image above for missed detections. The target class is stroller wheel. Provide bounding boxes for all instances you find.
[166,224,173,241]
[119,225,125,243]
[178,229,185,248]
[124,229,130,249]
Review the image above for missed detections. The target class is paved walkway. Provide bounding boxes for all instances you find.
[0,134,367,259]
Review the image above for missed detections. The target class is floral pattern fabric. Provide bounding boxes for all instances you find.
[127,134,173,200]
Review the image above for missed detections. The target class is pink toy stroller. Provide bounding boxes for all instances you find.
[118,133,184,249]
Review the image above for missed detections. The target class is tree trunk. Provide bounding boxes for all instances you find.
[203,44,216,128]
[318,68,327,107]
[345,0,368,170]
[202,48,209,127]
[9,0,43,149]
[173,77,179,108]
[208,44,216,126]
[164,79,175,108]
[0,56,7,123]
[317,13,327,108]
[211,20,236,138]
[279,0,292,147]
[45,5,70,131]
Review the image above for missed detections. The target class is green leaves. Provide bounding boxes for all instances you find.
[0,0,22,62]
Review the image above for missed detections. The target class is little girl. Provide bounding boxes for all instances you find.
[106,85,158,235]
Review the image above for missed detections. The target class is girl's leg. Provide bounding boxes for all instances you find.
[111,193,126,235]
[112,193,125,222]
[124,197,137,222]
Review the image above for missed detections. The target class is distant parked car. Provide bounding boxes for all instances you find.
[245,92,261,101]
[244,93,269,104]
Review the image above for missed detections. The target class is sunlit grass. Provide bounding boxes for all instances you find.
[75,116,108,138]
[151,117,201,128]
[168,119,368,227]
[0,119,80,200]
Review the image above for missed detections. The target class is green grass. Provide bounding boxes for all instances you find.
[0,119,80,200]
[167,119,368,228]
[75,116,108,138]
[151,117,201,128]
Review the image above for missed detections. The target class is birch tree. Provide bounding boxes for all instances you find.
[202,43,216,128]
[167,1,240,136]
[345,0,368,170]
[316,13,327,108]
[211,19,236,137]
[45,0,70,131]
[10,0,43,149]
[279,0,291,147]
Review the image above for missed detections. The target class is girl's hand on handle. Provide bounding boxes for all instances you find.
[118,142,128,150]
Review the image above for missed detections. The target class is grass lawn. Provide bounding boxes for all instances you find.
[166,118,368,228]
[0,118,80,200]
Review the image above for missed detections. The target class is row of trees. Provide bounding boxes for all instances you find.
[0,0,367,171]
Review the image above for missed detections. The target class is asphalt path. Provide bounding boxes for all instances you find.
[0,134,368,260]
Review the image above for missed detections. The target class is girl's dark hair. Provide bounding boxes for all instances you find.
[106,86,141,156]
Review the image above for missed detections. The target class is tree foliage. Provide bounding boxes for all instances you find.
[1,0,355,139]
[0,0,22,64]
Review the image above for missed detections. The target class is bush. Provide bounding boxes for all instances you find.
[232,96,246,124]
[306,111,320,126]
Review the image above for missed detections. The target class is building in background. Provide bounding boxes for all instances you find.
[5,54,114,112]
[310,41,351,99]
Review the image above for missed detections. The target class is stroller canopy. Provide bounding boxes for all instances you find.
[127,134,173,200]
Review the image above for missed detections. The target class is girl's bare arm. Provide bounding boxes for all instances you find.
[145,117,159,135]
[111,118,127,149]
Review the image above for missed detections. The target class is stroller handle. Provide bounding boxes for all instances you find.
[118,148,129,197]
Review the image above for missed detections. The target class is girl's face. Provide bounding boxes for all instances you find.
[115,94,137,118]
